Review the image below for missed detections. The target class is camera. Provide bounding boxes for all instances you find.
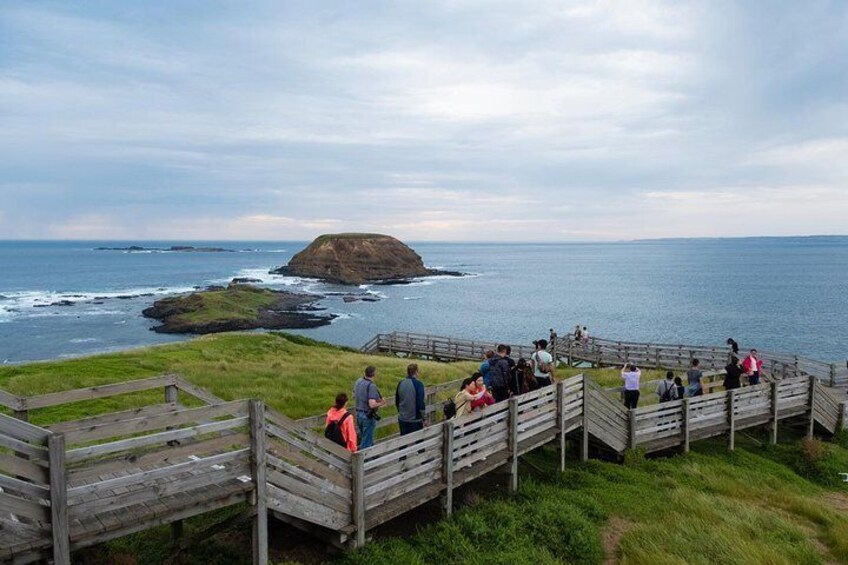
[367,408,382,421]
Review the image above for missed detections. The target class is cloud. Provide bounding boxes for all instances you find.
[0,1,846,240]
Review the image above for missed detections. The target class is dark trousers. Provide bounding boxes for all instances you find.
[748,372,760,386]
[535,376,552,388]
[492,386,510,403]
[398,420,424,436]
[624,390,640,409]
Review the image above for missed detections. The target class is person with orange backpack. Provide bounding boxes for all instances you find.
[325,393,358,452]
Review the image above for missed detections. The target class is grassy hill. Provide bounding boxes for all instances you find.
[1,333,846,564]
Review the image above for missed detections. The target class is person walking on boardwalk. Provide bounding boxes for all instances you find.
[454,377,482,418]
[686,359,704,397]
[395,363,426,436]
[656,371,677,402]
[724,356,743,390]
[727,338,739,355]
[354,365,386,449]
[489,344,513,403]
[480,350,495,387]
[473,373,496,407]
[622,363,641,409]
[325,393,358,452]
[673,376,685,399]
[531,339,555,387]
[512,358,529,395]
[574,325,583,343]
[742,349,763,385]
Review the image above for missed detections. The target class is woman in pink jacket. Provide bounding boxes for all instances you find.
[742,349,763,385]
[325,393,358,452]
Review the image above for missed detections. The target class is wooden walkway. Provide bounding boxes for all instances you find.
[2,331,847,563]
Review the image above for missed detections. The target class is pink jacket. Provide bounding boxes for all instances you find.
[326,407,358,452]
[742,356,763,374]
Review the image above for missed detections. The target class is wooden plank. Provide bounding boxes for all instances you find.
[266,438,350,485]
[48,434,70,565]
[770,380,780,443]
[0,412,50,444]
[0,389,24,411]
[66,417,248,463]
[0,453,49,485]
[557,380,566,472]
[682,398,690,453]
[266,455,349,499]
[442,421,454,516]
[363,435,442,471]
[267,468,350,514]
[352,451,365,548]
[582,375,589,461]
[0,490,50,522]
[63,401,249,445]
[266,484,350,531]
[727,390,736,451]
[249,400,268,565]
[24,375,177,410]
[48,403,178,434]
[808,376,817,438]
[0,433,48,461]
[265,409,351,464]
[0,472,50,499]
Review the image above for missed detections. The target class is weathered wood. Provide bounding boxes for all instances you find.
[48,434,70,565]
[0,452,49,484]
[249,400,268,565]
[508,397,519,494]
[682,398,690,453]
[351,451,366,548]
[557,380,566,472]
[442,421,454,516]
[23,375,177,410]
[0,412,49,444]
[727,390,736,451]
[628,409,637,450]
[808,375,817,439]
[581,375,589,462]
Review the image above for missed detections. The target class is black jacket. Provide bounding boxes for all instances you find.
[489,356,512,390]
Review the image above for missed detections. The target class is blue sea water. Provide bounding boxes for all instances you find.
[0,238,846,364]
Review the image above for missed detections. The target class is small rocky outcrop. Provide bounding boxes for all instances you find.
[271,233,464,285]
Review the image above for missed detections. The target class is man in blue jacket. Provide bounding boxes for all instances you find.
[395,363,426,435]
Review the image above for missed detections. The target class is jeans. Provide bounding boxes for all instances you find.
[356,411,377,450]
[399,420,424,436]
[748,372,760,386]
[624,389,640,409]
[687,383,702,397]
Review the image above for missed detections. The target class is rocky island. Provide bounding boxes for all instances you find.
[271,233,464,285]
[142,284,333,334]
[95,245,235,253]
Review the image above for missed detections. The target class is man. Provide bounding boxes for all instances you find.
[488,344,513,402]
[621,363,641,409]
[479,350,495,387]
[742,349,763,385]
[686,358,703,397]
[656,371,677,402]
[531,339,555,387]
[353,365,386,449]
[395,363,426,435]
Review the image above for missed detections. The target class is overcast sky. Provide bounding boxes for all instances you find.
[1,1,846,241]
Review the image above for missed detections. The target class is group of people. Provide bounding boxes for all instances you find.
[573,325,590,346]
[324,339,558,452]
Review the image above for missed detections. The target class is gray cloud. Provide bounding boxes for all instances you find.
[1,1,846,240]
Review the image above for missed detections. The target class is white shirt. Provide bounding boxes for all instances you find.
[533,350,553,377]
[622,370,641,391]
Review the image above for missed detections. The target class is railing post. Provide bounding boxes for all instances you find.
[508,397,519,494]
[424,391,437,426]
[352,451,366,548]
[567,338,573,367]
[557,380,566,472]
[770,381,779,444]
[48,433,70,565]
[829,364,836,388]
[682,398,690,454]
[581,375,589,462]
[838,402,847,432]
[248,400,268,565]
[442,421,454,516]
[808,375,817,439]
[628,409,637,451]
[727,390,736,451]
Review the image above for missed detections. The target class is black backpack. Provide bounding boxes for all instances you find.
[324,411,351,447]
[443,399,457,419]
[660,381,675,402]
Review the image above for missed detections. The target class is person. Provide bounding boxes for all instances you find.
[724,356,743,390]
[621,363,641,409]
[522,366,539,394]
[325,393,357,452]
[531,339,555,387]
[505,345,516,374]
[686,359,703,397]
[479,350,495,387]
[454,377,482,418]
[512,358,529,395]
[472,373,496,408]
[488,344,512,402]
[574,325,583,343]
[353,366,387,450]
[673,376,685,400]
[395,363,426,436]
[742,349,763,385]
[726,338,739,355]
[656,371,677,402]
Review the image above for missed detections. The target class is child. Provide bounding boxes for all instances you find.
[674,377,685,400]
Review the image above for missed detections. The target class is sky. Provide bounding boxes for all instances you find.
[1,1,846,242]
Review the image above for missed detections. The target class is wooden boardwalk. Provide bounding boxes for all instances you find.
[2,331,847,563]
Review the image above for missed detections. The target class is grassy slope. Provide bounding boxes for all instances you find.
[2,334,847,564]
[156,286,284,325]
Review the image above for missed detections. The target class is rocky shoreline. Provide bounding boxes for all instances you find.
[142,285,335,334]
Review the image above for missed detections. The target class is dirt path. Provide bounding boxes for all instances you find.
[601,517,633,565]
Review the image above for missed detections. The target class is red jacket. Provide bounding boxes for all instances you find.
[742,356,763,374]
[325,407,358,452]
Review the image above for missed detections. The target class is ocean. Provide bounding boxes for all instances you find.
[0,238,846,364]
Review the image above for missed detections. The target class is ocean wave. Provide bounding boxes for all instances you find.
[69,337,99,344]
[402,296,423,301]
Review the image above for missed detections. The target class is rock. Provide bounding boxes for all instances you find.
[231,277,263,284]
[271,233,464,285]
[142,284,334,334]
[95,245,234,253]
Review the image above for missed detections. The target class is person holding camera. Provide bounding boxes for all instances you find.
[396,363,426,436]
[354,365,387,449]
[621,363,641,409]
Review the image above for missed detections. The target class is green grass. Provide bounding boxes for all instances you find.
[3,334,847,564]
[154,285,284,324]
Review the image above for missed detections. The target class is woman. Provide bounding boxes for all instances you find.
[621,363,641,409]
[522,364,539,394]
[325,393,358,452]
[454,377,482,418]
[724,356,743,390]
[473,373,495,408]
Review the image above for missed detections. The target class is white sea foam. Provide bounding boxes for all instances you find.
[69,338,99,344]
[402,296,423,301]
